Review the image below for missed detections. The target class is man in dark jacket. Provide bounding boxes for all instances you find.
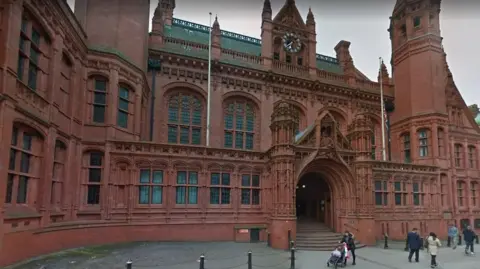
[463,225,476,254]
[407,228,422,262]
[340,231,356,265]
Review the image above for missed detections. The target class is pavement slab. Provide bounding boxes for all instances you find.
[6,242,479,269]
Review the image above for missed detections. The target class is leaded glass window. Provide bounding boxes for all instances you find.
[167,93,202,145]
[224,101,255,150]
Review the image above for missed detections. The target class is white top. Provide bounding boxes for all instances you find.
[331,249,342,257]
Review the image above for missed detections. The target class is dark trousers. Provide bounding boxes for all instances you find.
[408,248,419,262]
[465,241,474,253]
[430,255,437,266]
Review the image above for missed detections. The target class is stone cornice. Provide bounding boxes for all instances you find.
[150,50,394,105]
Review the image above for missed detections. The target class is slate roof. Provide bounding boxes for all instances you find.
[160,18,343,74]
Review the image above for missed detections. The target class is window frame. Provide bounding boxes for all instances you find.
[167,93,203,145]
[471,181,478,208]
[457,181,465,207]
[374,180,388,206]
[175,170,199,206]
[393,180,407,206]
[17,15,47,91]
[6,126,40,206]
[454,143,463,168]
[418,129,428,158]
[84,151,103,206]
[223,100,256,150]
[412,181,424,206]
[51,140,67,208]
[92,77,108,123]
[240,173,261,207]
[468,145,476,169]
[117,84,130,129]
[209,172,232,206]
[137,168,164,206]
[402,133,411,163]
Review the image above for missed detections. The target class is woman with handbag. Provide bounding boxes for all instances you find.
[426,232,442,268]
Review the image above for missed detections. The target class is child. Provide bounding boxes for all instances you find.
[327,245,344,267]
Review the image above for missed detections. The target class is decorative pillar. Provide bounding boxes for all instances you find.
[268,102,298,249]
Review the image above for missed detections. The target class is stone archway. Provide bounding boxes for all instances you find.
[296,157,355,233]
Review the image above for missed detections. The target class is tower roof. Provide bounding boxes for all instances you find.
[157,18,342,73]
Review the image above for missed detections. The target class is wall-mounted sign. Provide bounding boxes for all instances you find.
[238,229,249,234]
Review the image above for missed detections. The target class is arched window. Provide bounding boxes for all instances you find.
[223,100,255,150]
[401,132,411,163]
[83,151,104,205]
[167,93,202,145]
[418,128,429,157]
[437,128,445,156]
[56,53,72,111]
[17,13,51,91]
[117,84,131,129]
[91,76,108,123]
[468,145,476,169]
[457,180,466,207]
[440,174,448,206]
[471,181,478,208]
[7,124,43,205]
[454,143,463,168]
[51,140,67,208]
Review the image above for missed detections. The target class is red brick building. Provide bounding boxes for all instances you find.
[0,0,479,265]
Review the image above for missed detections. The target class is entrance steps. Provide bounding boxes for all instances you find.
[295,222,366,251]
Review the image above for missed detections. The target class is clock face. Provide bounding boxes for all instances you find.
[282,32,302,53]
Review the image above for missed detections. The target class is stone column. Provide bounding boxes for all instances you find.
[431,122,438,158]
[39,127,57,226]
[107,67,119,137]
[133,85,142,140]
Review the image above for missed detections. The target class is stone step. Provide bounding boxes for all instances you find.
[296,234,342,240]
[295,244,367,251]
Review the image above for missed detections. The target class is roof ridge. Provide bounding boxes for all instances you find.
[172,17,338,63]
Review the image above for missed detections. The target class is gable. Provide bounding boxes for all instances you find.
[159,18,343,74]
[272,0,306,29]
[446,71,480,131]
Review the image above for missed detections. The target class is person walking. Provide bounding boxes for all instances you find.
[340,231,356,265]
[407,228,422,263]
[462,225,476,255]
[426,232,442,268]
[448,224,458,249]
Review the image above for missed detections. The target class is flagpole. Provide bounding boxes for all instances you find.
[379,57,386,161]
[206,12,213,147]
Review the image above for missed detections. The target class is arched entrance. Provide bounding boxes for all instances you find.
[295,157,355,232]
[296,173,333,226]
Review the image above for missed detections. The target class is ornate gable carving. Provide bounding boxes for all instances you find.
[295,111,352,150]
[272,0,306,29]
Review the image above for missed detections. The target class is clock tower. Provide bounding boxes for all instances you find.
[261,0,317,75]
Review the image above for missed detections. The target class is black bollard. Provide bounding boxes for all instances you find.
[288,229,291,249]
[199,255,205,269]
[458,235,462,246]
[420,237,424,250]
[267,232,271,247]
[290,247,295,269]
[404,236,409,252]
[476,235,479,244]
[447,236,451,247]
[384,233,389,249]
[248,251,252,269]
[126,260,132,269]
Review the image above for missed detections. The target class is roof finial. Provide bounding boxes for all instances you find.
[306,7,315,25]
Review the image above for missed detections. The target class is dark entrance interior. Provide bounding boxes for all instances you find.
[296,172,332,224]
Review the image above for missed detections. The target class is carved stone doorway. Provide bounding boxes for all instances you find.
[295,172,333,228]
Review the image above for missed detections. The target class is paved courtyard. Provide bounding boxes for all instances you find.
[7,241,479,269]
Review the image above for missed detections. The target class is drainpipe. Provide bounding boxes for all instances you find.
[148,59,161,141]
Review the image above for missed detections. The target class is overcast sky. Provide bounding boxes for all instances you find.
[66,0,479,106]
